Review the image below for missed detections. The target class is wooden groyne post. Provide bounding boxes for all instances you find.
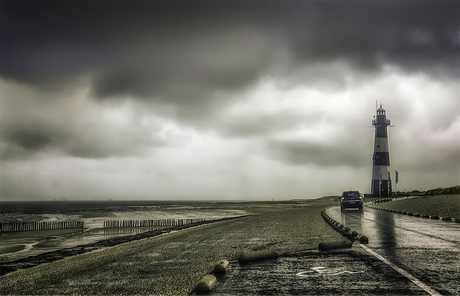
[103,219,206,228]
[0,221,84,232]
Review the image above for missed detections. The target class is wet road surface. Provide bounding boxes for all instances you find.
[327,205,460,295]
[208,205,460,295]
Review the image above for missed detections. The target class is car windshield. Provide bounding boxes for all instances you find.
[343,191,360,198]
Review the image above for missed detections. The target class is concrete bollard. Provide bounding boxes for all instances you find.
[195,274,217,293]
[239,249,279,263]
[213,260,229,273]
[318,240,352,251]
[359,236,369,244]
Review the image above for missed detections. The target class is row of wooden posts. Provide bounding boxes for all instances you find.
[0,219,207,232]
[103,219,207,228]
[0,221,84,232]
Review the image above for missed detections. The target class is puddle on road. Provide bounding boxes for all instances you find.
[209,251,426,295]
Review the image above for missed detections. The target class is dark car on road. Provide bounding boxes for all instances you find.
[340,191,364,211]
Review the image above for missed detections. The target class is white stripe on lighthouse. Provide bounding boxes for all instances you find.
[373,138,389,152]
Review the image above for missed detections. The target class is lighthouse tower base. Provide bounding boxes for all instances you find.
[371,180,392,197]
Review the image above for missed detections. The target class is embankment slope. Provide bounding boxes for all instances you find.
[370,194,460,220]
[0,200,342,295]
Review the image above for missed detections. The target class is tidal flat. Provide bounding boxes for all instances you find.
[0,201,249,262]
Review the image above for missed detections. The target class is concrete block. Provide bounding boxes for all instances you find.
[213,260,229,273]
[359,236,369,244]
[195,274,217,293]
[318,240,352,251]
[239,249,279,263]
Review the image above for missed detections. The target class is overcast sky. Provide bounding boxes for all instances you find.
[1,0,459,201]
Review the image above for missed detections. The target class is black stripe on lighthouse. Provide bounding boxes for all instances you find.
[375,126,388,138]
[373,152,390,166]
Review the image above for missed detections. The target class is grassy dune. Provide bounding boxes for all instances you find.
[0,200,342,295]
[371,194,460,219]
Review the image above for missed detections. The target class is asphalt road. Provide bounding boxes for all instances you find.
[210,204,460,295]
[328,204,460,295]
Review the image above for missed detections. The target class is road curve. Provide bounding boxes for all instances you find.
[210,205,460,295]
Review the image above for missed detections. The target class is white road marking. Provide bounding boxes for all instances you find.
[296,266,364,277]
[360,244,442,296]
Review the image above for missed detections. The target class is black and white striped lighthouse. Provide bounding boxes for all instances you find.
[371,104,392,197]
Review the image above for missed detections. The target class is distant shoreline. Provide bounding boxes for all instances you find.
[0,199,314,213]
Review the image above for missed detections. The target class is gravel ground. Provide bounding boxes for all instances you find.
[0,200,343,295]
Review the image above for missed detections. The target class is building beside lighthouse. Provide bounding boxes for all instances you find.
[371,105,392,197]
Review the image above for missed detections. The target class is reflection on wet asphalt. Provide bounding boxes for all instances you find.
[327,205,460,295]
[211,205,460,295]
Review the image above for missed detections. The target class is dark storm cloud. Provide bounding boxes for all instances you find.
[0,84,164,160]
[219,110,320,138]
[3,125,52,151]
[1,0,459,102]
[1,0,275,99]
[0,115,162,160]
[1,0,459,160]
[268,140,368,168]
